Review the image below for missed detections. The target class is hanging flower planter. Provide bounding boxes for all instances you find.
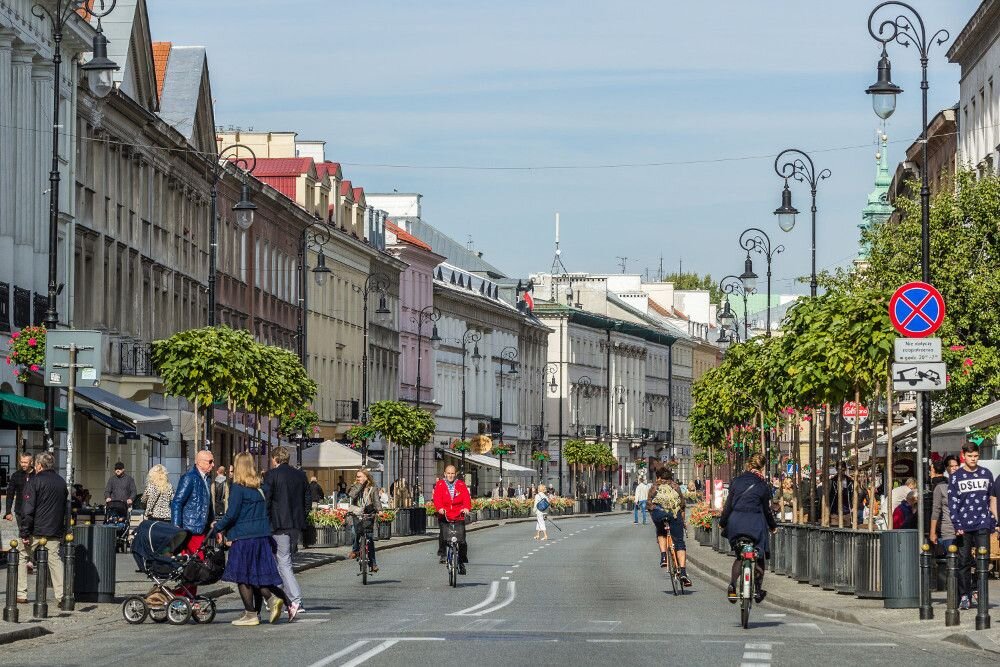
[451,439,472,453]
[6,326,46,383]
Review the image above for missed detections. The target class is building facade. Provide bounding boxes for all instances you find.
[948,0,1000,171]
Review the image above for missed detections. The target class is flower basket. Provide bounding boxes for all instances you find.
[6,326,45,383]
[450,439,472,453]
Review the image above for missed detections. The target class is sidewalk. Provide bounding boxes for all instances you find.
[0,510,623,645]
[684,534,1000,655]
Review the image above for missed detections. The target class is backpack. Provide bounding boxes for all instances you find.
[651,482,681,517]
[536,495,550,512]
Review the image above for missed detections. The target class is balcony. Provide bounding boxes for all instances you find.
[335,399,359,422]
[529,425,545,441]
[119,341,156,377]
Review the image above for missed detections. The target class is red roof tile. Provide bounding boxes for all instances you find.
[353,187,364,202]
[647,299,672,318]
[386,221,432,251]
[339,180,353,198]
[152,42,171,102]
[316,161,342,181]
[241,157,313,177]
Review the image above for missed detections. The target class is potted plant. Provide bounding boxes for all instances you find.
[6,325,46,383]
[307,507,347,547]
[375,509,395,540]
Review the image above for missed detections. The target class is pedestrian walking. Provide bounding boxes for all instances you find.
[18,452,68,608]
[263,446,308,621]
[948,443,997,610]
[216,452,290,626]
[533,484,549,541]
[4,452,35,577]
[104,462,137,509]
[633,477,651,525]
[142,464,174,521]
[212,465,230,517]
[171,450,216,593]
[308,475,325,506]
[930,456,959,554]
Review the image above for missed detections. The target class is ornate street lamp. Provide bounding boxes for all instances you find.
[495,346,519,484]
[539,362,559,489]
[354,273,391,466]
[773,149,831,298]
[459,328,483,475]
[411,305,441,484]
[209,144,258,328]
[739,228,784,337]
[720,275,755,341]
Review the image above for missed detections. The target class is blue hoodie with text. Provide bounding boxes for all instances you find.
[948,466,996,532]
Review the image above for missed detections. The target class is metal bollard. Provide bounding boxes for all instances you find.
[919,543,934,620]
[3,540,19,623]
[945,544,960,627]
[976,546,991,630]
[63,531,75,612]
[32,538,48,619]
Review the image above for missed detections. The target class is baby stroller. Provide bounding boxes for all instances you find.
[121,520,225,625]
[104,501,132,553]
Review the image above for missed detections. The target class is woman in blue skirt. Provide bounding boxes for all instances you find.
[214,452,289,626]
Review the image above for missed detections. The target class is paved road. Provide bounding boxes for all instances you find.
[11,514,992,666]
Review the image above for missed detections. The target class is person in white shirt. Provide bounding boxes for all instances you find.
[633,477,651,525]
[533,484,550,540]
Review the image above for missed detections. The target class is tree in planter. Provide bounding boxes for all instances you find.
[366,400,435,493]
[563,439,588,498]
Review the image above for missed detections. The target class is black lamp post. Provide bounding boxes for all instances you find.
[541,363,559,487]
[716,299,738,349]
[772,149,831,298]
[867,1,949,622]
[739,228,784,337]
[720,275,755,341]
[36,0,120,452]
[354,273,391,466]
[460,328,483,475]
[496,346,519,484]
[412,305,440,485]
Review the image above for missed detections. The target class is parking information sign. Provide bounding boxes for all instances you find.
[892,362,948,392]
[888,281,945,338]
[894,337,941,363]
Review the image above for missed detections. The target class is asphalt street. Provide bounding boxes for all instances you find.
[7,514,992,667]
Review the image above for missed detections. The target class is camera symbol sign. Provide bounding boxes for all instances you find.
[888,281,945,338]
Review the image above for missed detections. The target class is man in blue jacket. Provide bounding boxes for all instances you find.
[171,450,216,576]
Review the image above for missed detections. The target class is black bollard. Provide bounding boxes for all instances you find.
[945,544,960,627]
[920,543,934,620]
[63,531,75,612]
[975,545,991,630]
[3,540,19,623]
[32,538,48,619]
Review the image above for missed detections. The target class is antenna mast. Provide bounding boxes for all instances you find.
[550,212,568,275]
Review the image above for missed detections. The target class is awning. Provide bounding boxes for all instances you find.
[215,419,291,448]
[77,406,169,444]
[443,450,536,476]
[933,399,1000,435]
[75,386,172,435]
[300,439,383,471]
[0,391,67,431]
[875,420,917,445]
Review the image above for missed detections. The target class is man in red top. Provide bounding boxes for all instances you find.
[433,464,471,574]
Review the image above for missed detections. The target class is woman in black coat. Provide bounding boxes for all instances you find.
[719,453,777,604]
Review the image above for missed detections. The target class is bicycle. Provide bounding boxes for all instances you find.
[662,521,685,596]
[353,514,375,585]
[734,537,758,629]
[442,520,460,588]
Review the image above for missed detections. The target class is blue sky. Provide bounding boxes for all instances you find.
[148,1,979,293]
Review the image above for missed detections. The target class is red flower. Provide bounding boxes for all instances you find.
[29,364,38,372]
[949,345,966,351]
[12,370,18,376]
[27,338,36,347]
[11,332,18,339]
[964,358,974,367]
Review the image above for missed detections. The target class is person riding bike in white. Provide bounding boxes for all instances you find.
[647,466,691,587]
[720,453,777,604]
[347,468,382,573]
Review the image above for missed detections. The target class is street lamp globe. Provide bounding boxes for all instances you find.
[430,323,442,350]
[232,183,257,231]
[81,32,119,99]
[375,292,391,322]
[773,181,799,233]
[312,252,331,286]
[866,49,902,120]
[548,375,558,394]
[739,253,758,292]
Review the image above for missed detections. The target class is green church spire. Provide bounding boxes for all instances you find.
[859,130,893,259]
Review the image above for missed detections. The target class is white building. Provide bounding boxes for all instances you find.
[948,0,1000,171]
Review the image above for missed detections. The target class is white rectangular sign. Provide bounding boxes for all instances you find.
[892,362,948,392]
[894,337,942,362]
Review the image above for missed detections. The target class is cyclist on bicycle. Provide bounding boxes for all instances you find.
[647,466,691,586]
[347,468,382,573]
[720,453,776,604]
[433,465,471,575]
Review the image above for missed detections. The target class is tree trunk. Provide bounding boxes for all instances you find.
[809,408,817,524]
[822,406,831,527]
[850,388,861,530]
[793,414,802,524]
[885,371,895,527]
[868,382,880,532]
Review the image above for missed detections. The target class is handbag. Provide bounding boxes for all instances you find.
[536,496,550,512]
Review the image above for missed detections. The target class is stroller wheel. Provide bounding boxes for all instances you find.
[122,596,148,624]
[166,597,192,625]
[190,597,216,624]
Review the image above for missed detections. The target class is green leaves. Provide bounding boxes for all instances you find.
[366,400,435,450]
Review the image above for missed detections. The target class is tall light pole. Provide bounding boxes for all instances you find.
[866,1,949,622]
[720,275,755,341]
[716,299,738,347]
[36,0,120,451]
[460,328,483,475]
[772,149,831,298]
[496,346,518,485]
[354,273,390,466]
[294,228,332,466]
[541,363,559,487]
[412,305,440,485]
[739,228,784,337]
[571,375,593,497]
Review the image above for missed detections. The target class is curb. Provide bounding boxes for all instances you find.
[0,626,51,645]
[943,631,1000,656]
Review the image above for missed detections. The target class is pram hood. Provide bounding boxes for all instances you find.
[132,519,189,571]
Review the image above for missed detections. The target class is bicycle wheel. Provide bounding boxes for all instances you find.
[360,540,369,585]
[740,598,750,629]
[667,549,679,596]
[673,550,686,596]
[740,562,753,629]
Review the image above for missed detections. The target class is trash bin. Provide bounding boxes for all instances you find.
[881,529,918,608]
[73,524,118,603]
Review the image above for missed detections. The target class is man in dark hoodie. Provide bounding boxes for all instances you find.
[948,443,997,610]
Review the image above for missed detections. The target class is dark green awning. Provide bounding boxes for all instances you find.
[0,392,68,431]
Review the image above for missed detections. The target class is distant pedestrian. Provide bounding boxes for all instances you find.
[309,476,325,506]
[378,487,389,507]
[930,456,959,554]
[216,453,290,626]
[263,446,309,621]
[533,484,550,541]
[4,453,34,527]
[18,453,68,608]
[142,464,174,521]
[891,477,917,513]
[892,490,918,529]
[171,450,216,593]
[105,462,137,509]
[633,477,651,525]
[212,465,230,517]
[949,443,996,610]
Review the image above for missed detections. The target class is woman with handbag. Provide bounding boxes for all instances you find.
[214,452,290,627]
[142,464,173,521]
[533,484,550,541]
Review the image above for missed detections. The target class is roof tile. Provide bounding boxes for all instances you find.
[152,42,172,102]
[386,221,432,251]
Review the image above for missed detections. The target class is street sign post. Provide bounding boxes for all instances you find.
[892,362,948,391]
[894,337,942,363]
[888,282,945,338]
[44,330,102,387]
[842,401,869,425]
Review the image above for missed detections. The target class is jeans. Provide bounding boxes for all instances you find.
[956,529,991,600]
[634,500,647,524]
[273,532,302,605]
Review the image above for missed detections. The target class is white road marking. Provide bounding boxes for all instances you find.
[305,641,369,667]
[745,644,772,650]
[788,622,822,632]
[448,581,500,616]
[763,613,786,618]
[505,570,513,574]
[295,619,328,624]
[744,653,771,660]
[502,576,510,580]
[466,581,517,616]
[339,640,398,667]
[513,564,520,568]
[814,643,896,647]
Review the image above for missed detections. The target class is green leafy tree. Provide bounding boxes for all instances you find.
[662,271,722,303]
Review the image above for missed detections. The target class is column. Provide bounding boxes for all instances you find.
[11,48,33,289]
[0,34,14,288]
[32,61,54,296]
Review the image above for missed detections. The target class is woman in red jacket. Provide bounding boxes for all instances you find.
[433,465,471,574]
